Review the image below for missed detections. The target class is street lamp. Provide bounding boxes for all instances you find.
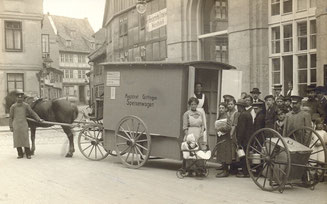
[136,0,147,14]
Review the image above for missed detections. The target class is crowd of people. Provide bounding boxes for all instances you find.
[183,82,327,178]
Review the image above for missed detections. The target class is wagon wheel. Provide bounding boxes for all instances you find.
[115,115,151,169]
[246,128,291,192]
[78,124,110,161]
[287,127,327,188]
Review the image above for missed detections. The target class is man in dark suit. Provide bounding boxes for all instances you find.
[304,84,318,118]
[285,81,293,96]
[250,88,264,103]
[315,86,327,124]
[253,101,265,133]
[264,95,277,129]
[235,99,253,178]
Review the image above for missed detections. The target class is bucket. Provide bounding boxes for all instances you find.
[252,153,261,164]
[237,147,245,158]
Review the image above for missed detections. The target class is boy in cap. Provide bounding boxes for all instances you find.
[9,90,43,159]
[252,101,265,133]
[304,84,318,117]
[283,96,312,144]
[283,96,292,113]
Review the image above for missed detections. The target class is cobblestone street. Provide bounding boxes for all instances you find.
[0,128,326,204]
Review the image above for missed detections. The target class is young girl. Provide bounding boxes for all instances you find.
[311,120,327,163]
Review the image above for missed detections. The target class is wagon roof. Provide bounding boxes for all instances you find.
[99,61,236,70]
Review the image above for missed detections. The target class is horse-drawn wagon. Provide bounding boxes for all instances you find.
[77,61,235,167]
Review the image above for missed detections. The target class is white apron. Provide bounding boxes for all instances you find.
[194,93,207,142]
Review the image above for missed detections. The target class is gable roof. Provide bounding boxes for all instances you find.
[49,15,95,53]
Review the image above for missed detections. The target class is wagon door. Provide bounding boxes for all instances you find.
[195,69,220,150]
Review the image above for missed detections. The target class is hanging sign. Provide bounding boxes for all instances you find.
[146,8,167,32]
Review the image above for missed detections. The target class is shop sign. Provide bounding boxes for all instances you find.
[146,8,167,32]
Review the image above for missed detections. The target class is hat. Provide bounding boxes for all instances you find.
[15,89,24,98]
[276,96,284,101]
[291,95,303,103]
[264,95,274,101]
[250,88,261,94]
[235,99,247,107]
[306,84,316,92]
[223,94,234,102]
[273,84,282,90]
[315,86,326,94]
[252,101,264,108]
[283,96,292,102]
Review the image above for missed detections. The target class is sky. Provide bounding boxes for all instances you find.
[43,0,106,32]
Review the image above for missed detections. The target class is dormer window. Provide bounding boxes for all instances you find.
[66,40,72,47]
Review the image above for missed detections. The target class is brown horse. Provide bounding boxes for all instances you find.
[5,91,79,157]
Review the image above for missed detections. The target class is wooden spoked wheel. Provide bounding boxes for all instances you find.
[246,128,291,192]
[78,124,110,161]
[287,127,327,188]
[115,115,151,169]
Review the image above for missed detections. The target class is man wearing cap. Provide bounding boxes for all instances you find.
[250,88,264,103]
[244,95,256,123]
[223,94,234,103]
[303,84,318,117]
[283,96,312,143]
[235,99,253,177]
[273,84,283,101]
[283,96,292,113]
[9,90,43,159]
[316,86,327,124]
[264,95,277,129]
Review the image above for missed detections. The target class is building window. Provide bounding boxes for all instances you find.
[78,70,82,78]
[310,54,317,84]
[283,0,292,13]
[297,0,306,11]
[310,0,316,8]
[310,20,316,49]
[140,14,146,30]
[60,54,65,62]
[70,70,73,78]
[283,24,292,52]
[41,34,49,56]
[119,16,128,37]
[272,58,281,85]
[82,70,86,78]
[5,21,22,51]
[271,0,280,16]
[298,55,307,96]
[66,40,72,47]
[271,27,280,54]
[7,73,24,93]
[78,55,85,63]
[214,0,228,20]
[297,22,307,51]
[68,54,73,63]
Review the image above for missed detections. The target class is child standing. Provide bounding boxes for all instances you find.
[274,107,287,135]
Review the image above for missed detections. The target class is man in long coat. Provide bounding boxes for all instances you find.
[235,99,253,177]
[9,90,43,159]
[283,96,312,145]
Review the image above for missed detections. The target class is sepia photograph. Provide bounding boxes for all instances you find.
[0,0,327,203]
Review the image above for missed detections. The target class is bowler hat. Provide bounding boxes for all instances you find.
[250,88,261,94]
[306,84,316,92]
[283,96,292,102]
[235,99,247,107]
[273,84,282,90]
[291,95,303,103]
[264,95,274,101]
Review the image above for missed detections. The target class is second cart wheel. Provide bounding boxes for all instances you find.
[246,128,291,192]
[287,127,327,188]
[115,115,151,169]
[78,124,110,161]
